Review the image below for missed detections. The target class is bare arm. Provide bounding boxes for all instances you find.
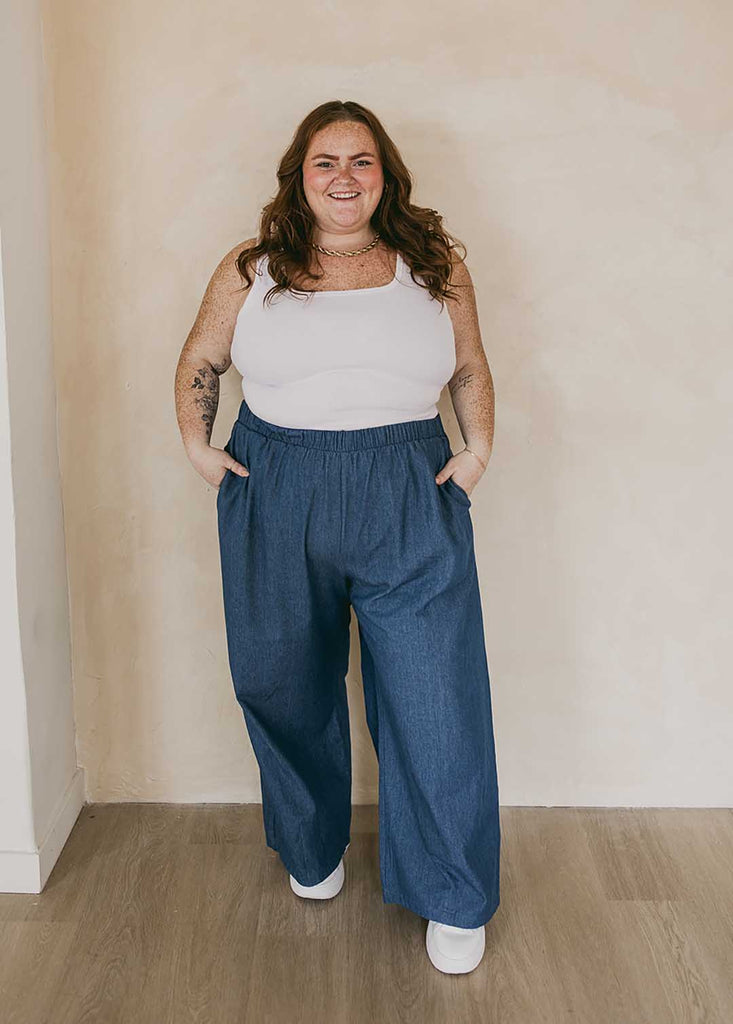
[174,237,255,485]
[435,256,495,495]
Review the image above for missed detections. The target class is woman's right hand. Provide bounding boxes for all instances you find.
[188,441,249,489]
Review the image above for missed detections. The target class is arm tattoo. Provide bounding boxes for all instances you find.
[449,372,474,395]
[190,362,227,443]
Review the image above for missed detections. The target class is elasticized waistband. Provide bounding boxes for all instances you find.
[235,397,448,451]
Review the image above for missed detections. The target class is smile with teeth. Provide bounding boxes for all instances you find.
[328,191,360,200]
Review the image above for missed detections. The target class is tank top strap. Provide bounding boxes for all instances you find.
[255,252,270,281]
[245,253,271,299]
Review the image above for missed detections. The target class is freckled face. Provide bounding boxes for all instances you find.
[302,122,385,234]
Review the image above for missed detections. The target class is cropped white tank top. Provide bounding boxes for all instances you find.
[229,250,457,430]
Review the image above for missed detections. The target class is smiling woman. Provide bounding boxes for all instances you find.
[174,99,499,976]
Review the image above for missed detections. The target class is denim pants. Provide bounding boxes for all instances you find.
[216,398,501,929]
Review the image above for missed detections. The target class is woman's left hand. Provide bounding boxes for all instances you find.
[435,449,486,498]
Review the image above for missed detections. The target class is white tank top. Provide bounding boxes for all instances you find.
[229,250,457,430]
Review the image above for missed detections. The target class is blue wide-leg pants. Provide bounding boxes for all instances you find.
[216,398,501,929]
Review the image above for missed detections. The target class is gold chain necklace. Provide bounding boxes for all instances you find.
[311,233,381,257]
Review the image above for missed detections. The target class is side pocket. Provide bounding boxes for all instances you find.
[216,430,236,511]
[217,422,252,512]
[439,437,472,509]
[216,468,230,514]
[443,474,472,508]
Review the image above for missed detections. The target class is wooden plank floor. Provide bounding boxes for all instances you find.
[1,805,732,1023]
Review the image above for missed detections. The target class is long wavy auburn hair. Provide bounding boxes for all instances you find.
[235,100,467,309]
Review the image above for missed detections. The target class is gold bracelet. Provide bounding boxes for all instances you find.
[462,446,487,471]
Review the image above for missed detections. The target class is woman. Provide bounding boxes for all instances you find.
[174,100,500,975]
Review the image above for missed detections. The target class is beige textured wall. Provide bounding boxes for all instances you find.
[41,1,733,805]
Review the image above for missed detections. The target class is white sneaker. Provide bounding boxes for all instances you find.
[425,920,486,974]
[289,842,350,900]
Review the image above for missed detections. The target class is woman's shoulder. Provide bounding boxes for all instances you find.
[205,236,259,294]
[229,236,260,277]
[220,237,265,304]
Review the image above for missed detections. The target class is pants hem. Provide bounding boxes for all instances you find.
[268,837,351,887]
[381,888,500,929]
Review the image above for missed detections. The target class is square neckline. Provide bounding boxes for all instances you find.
[267,251,403,296]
